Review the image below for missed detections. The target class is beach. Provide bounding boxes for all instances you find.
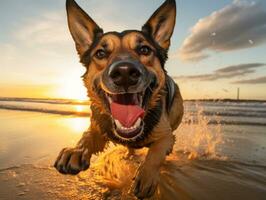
[0,99,266,199]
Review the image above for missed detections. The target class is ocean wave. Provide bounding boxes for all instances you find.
[185,101,266,110]
[0,97,89,105]
[1,104,265,126]
[0,104,90,117]
[1,98,266,126]
[207,120,266,126]
[202,111,266,118]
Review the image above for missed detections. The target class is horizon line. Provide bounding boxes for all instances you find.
[0,96,266,102]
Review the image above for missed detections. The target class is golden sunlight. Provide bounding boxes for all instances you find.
[61,117,90,134]
[56,76,88,100]
[70,117,90,133]
[75,105,84,112]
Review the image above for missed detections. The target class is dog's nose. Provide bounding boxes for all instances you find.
[108,61,142,89]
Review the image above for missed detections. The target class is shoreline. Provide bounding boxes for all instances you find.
[0,97,266,103]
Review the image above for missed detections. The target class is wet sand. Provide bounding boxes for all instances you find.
[0,109,266,199]
[1,147,266,200]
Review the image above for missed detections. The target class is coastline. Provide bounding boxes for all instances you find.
[1,97,266,103]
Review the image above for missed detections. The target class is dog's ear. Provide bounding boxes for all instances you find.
[142,0,176,50]
[66,0,103,56]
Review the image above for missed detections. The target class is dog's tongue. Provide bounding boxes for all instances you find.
[111,102,144,128]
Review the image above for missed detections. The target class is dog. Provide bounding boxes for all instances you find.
[54,0,183,198]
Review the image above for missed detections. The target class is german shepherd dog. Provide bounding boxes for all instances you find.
[54,0,183,198]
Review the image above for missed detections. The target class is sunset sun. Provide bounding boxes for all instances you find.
[56,72,88,100]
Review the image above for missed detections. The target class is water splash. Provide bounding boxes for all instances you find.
[90,147,143,199]
[174,105,225,160]
[92,147,138,190]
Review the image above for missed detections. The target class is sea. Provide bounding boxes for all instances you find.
[0,97,265,199]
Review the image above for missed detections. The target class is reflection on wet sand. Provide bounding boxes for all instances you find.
[0,110,87,169]
[89,146,266,200]
[1,146,265,200]
[56,117,90,134]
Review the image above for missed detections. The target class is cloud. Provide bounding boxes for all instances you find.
[14,11,69,46]
[6,10,76,60]
[13,1,132,46]
[215,63,264,73]
[178,1,266,62]
[11,4,131,56]
[0,2,132,85]
[174,63,265,81]
[232,76,266,84]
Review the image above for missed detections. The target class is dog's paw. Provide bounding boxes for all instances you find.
[132,164,159,199]
[54,147,91,175]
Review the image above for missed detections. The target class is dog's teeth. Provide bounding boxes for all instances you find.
[115,118,142,133]
[135,118,141,127]
[114,119,122,129]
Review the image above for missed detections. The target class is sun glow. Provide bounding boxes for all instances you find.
[56,74,88,101]
[75,105,84,112]
[69,117,90,133]
[57,117,90,134]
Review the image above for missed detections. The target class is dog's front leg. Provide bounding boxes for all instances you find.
[54,129,107,175]
[133,133,175,199]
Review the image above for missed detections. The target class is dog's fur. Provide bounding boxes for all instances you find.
[54,0,183,198]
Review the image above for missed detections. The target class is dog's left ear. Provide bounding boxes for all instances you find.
[142,0,176,50]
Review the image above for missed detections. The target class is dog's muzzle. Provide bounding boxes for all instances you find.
[108,60,144,91]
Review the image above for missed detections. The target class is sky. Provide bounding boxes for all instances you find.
[0,0,266,100]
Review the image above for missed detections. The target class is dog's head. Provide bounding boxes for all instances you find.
[66,0,176,142]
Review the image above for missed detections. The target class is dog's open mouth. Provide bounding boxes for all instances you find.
[106,93,146,139]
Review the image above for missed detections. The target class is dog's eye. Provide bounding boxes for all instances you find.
[138,45,152,56]
[95,49,107,59]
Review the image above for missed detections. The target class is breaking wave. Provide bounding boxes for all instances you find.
[0,98,266,126]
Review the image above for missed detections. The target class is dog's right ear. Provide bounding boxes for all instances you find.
[66,0,103,56]
[142,0,176,50]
